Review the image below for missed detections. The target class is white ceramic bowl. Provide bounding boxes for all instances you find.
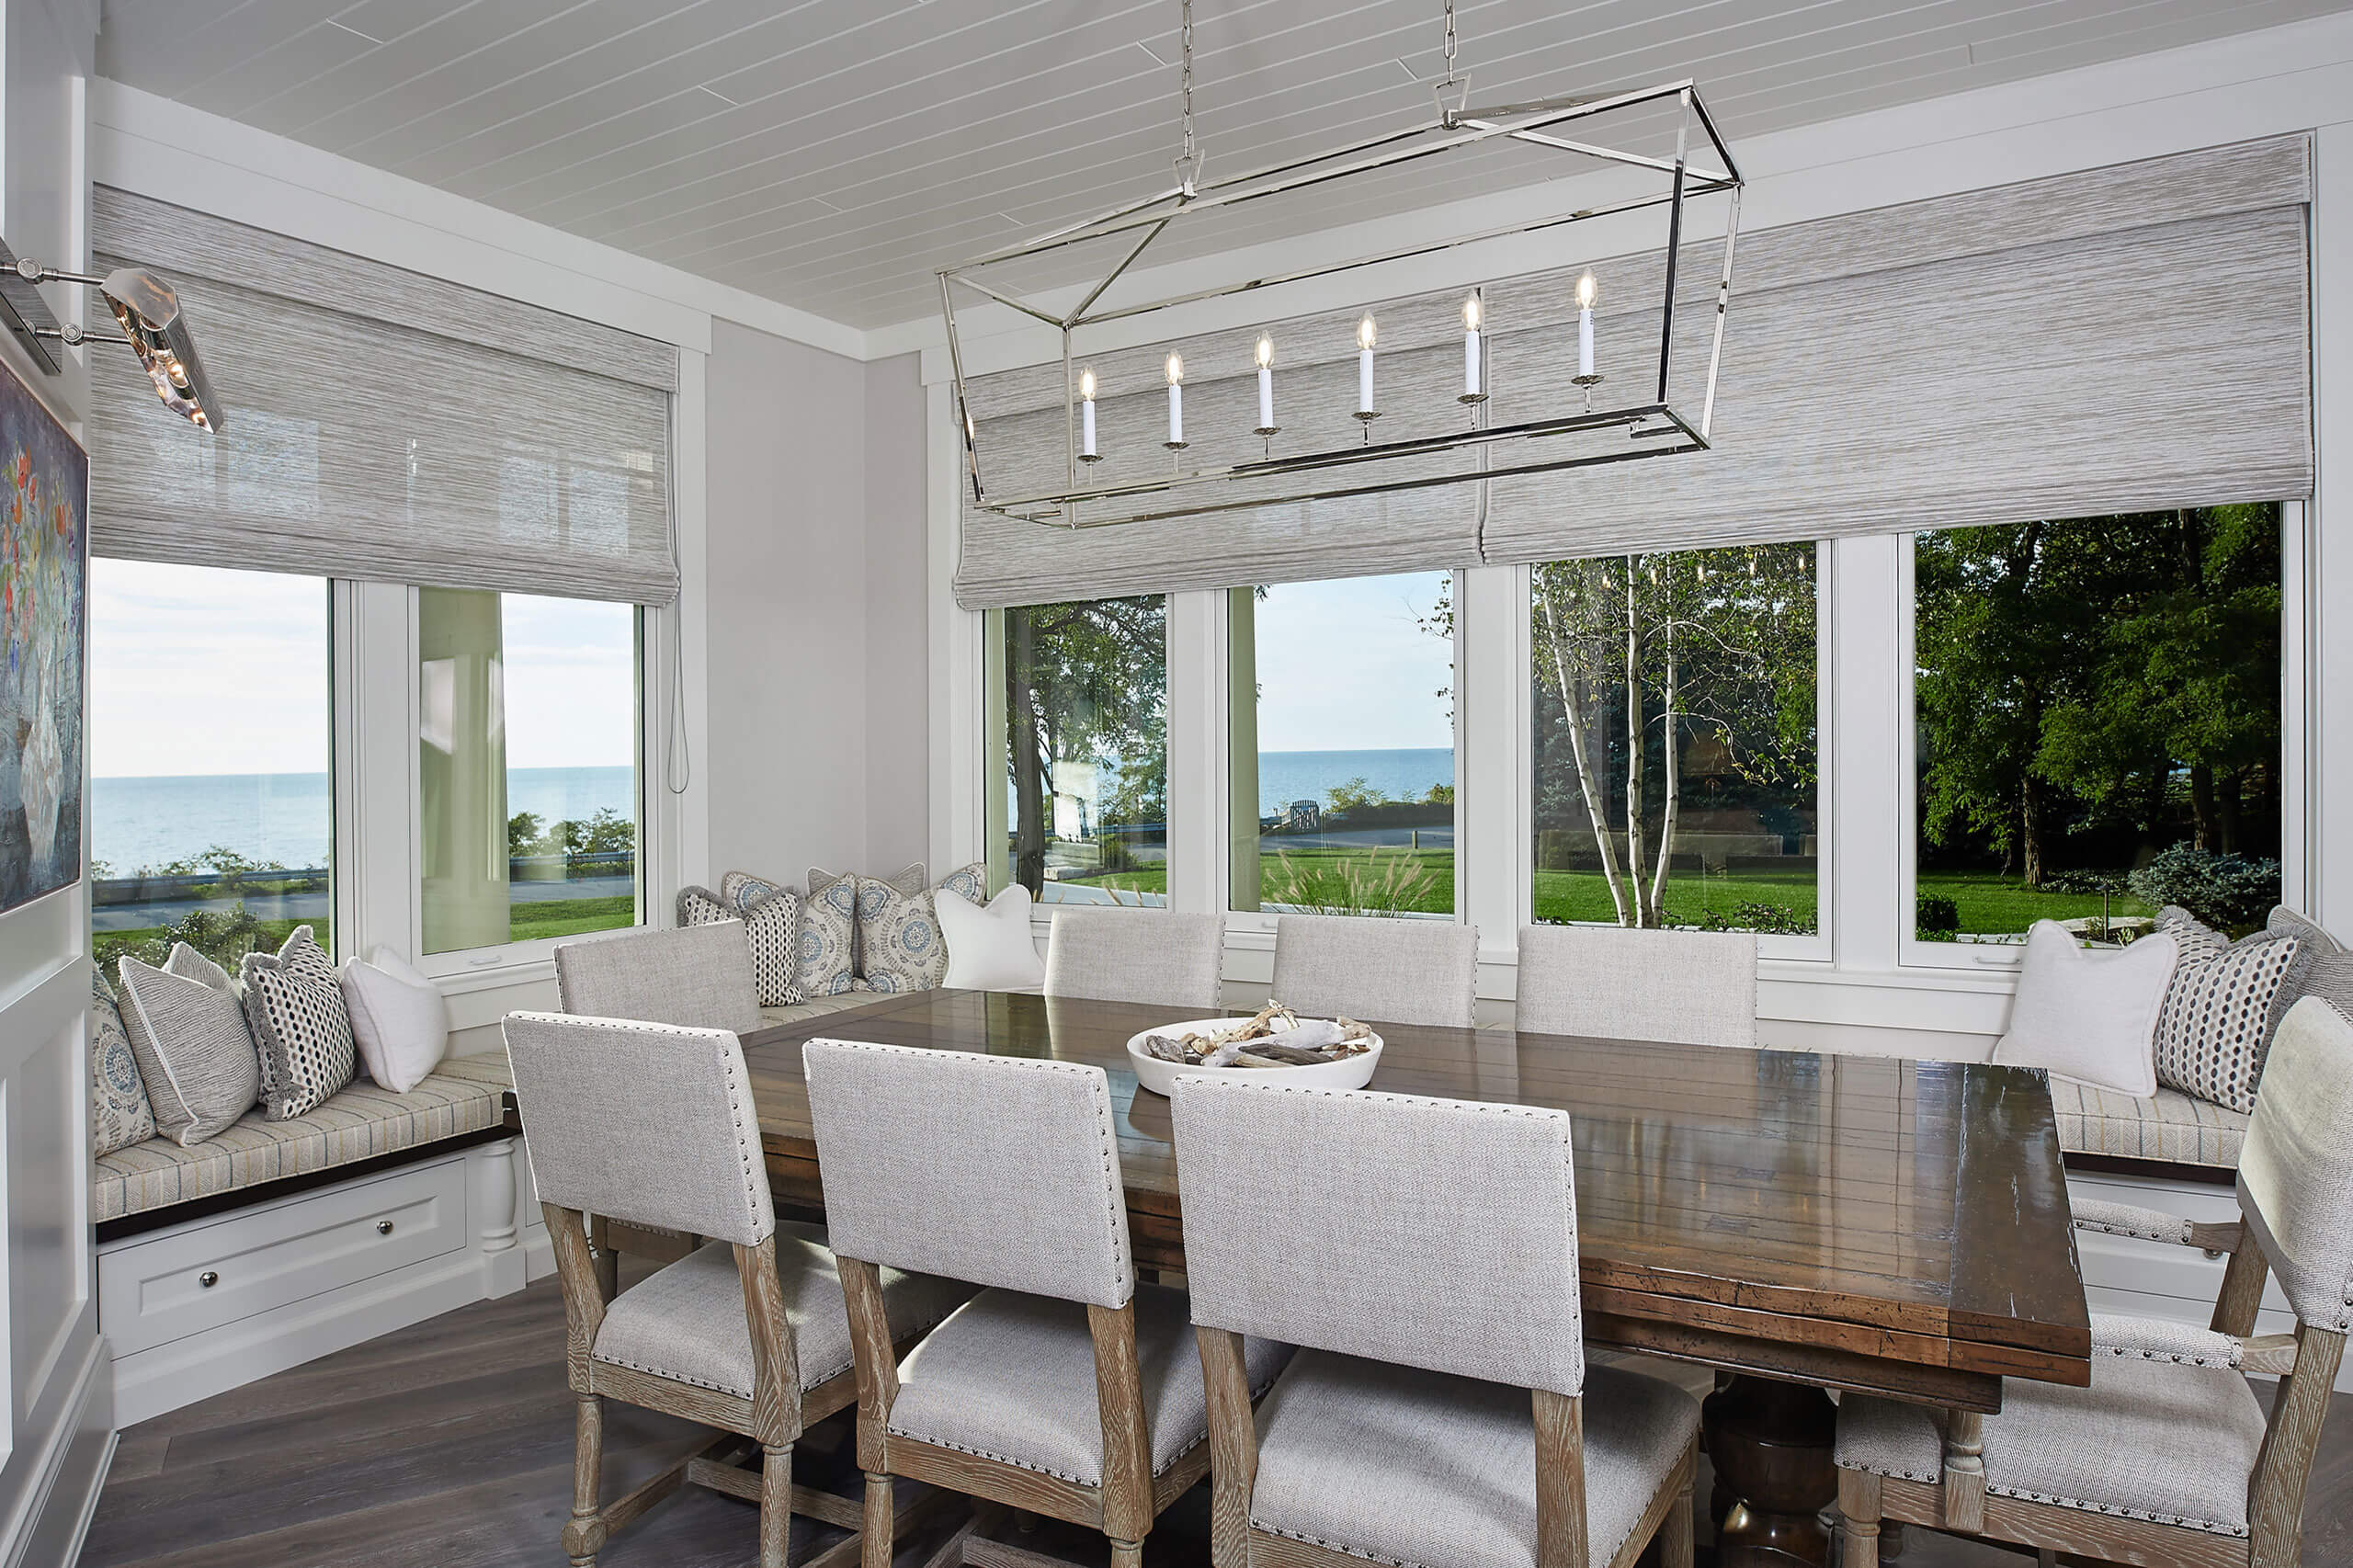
[1125,1017,1384,1097]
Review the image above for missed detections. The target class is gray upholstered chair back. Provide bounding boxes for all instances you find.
[554,923,759,1033]
[1171,1077,1583,1395]
[503,1011,775,1247]
[1267,915,1480,1028]
[2237,995,2353,1332]
[801,1039,1134,1309]
[1044,909,1226,1010]
[1513,924,1758,1047]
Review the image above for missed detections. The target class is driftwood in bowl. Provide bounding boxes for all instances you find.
[1140,1001,1375,1069]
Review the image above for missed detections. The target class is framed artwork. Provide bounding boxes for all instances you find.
[1,352,86,913]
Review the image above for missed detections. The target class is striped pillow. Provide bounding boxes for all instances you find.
[117,947,261,1145]
[2152,908,2301,1114]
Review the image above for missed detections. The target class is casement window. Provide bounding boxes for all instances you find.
[984,596,1171,907]
[1229,572,1458,920]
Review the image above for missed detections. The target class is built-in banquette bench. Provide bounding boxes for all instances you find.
[90,957,546,1426]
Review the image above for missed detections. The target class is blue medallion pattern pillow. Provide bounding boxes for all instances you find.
[853,862,987,994]
[89,960,157,1156]
[722,869,856,998]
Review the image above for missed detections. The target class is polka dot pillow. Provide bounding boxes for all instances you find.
[240,926,358,1119]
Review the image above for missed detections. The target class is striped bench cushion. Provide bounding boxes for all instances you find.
[93,1054,516,1223]
[2047,1079,2247,1170]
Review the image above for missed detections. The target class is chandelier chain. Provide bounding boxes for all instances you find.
[1176,0,1198,187]
[1443,0,1457,79]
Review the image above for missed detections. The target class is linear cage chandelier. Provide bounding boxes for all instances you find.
[940,1,1742,532]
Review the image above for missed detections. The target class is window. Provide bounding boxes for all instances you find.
[989,596,1170,906]
[1911,506,2281,946]
[1530,544,1819,935]
[88,560,333,972]
[419,589,641,954]
[1231,573,1456,918]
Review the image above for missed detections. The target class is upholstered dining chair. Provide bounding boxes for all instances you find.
[504,1012,971,1568]
[800,1037,1292,1568]
[1267,913,1481,1028]
[551,922,764,1288]
[1169,1074,1699,1568]
[1044,908,1226,1010]
[1514,924,1758,1047]
[1835,994,2353,1568]
[553,921,760,1032]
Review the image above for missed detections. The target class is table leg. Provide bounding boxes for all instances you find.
[1701,1376,1838,1568]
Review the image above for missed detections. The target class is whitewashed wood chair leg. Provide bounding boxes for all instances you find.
[565,1393,605,1567]
[861,1471,894,1568]
[759,1443,792,1568]
[1836,1467,1881,1568]
[1939,1410,1985,1534]
[1661,1463,1696,1568]
[1108,1540,1143,1568]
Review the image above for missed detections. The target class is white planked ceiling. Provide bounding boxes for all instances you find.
[97,0,2352,332]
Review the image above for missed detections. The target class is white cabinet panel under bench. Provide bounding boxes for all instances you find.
[100,1156,468,1358]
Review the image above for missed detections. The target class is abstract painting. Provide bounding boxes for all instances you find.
[0,352,85,913]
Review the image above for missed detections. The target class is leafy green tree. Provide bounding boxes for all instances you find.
[1004,597,1167,894]
[1324,777,1389,812]
[508,811,544,857]
[1915,506,2279,885]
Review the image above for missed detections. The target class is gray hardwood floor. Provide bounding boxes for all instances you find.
[80,1262,2353,1567]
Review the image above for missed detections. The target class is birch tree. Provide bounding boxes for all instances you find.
[1531,543,1816,926]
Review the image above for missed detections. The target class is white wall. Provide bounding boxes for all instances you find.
[0,3,115,1562]
[702,328,931,887]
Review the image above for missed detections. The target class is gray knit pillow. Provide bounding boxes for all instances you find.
[241,926,358,1119]
[2152,908,2301,1114]
[117,946,260,1145]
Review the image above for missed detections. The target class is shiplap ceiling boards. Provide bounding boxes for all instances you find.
[96,0,2353,334]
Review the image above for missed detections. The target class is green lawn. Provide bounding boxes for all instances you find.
[1914,871,2151,937]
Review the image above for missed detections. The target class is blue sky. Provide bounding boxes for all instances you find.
[89,559,635,777]
[1253,572,1454,752]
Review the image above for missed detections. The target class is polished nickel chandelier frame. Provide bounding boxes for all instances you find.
[940,1,1742,530]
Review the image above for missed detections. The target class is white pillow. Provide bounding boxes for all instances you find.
[340,947,451,1094]
[1992,920,2179,1096]
[937,884,1045,992]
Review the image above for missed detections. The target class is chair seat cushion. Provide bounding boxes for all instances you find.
[594,1234,971,1398]
[1836,1352,2268,1536]
[2046,1079,2247,1170]
[1247,1352,1699,1568]
[91,1060,512,1222]
[886,1282,1291,1486]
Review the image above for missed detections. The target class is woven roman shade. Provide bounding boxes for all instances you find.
[87,187,680,604]
[955,134,2312,607]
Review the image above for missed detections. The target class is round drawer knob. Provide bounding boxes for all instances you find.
[377,1220,395,1235]
[198,1270,219,1289]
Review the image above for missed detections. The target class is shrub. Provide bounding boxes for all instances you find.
[1915,892,1961,941]
[1664,900,1819,937]
[2126,846,2279,934]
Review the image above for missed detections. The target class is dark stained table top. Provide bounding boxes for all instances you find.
[741,989,2090,1411]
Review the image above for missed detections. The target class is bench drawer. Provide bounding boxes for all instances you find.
[100,1156,471,1357]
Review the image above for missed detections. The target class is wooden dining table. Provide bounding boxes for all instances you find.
[739,987,2092,1568]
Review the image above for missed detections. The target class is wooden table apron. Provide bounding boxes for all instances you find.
[740,988,2092,1415]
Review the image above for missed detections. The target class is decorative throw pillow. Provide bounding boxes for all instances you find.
[680,883,803,1006]
[854,862,987,994]
[777,871,860,998]
[2152,907,2302,1113]
[811,862,924,980]
[937,884,1046,991]
[340,947,451,1094]
[1992,920,2179,1097]
[241,926,358,1119]
[88,961,157,1157]
[2258,907,2345,1037]
[117,947,262,1146]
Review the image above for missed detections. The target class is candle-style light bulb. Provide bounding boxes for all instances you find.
[1356,313,1378,419]
[1164,352,1186,449]
[1078,367,1098,461]
[1357,314,1378,351]
[1461,292,1485,403]
[1254,334,1278,435]
[1574,269,1598,382]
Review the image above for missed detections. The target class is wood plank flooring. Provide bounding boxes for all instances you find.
[81,1262,2353,1568]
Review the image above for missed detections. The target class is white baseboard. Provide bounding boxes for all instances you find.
[6,1332,115,1568]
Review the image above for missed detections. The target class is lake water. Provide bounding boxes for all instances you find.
[93,749,1454,873]
[90,767,637,875]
